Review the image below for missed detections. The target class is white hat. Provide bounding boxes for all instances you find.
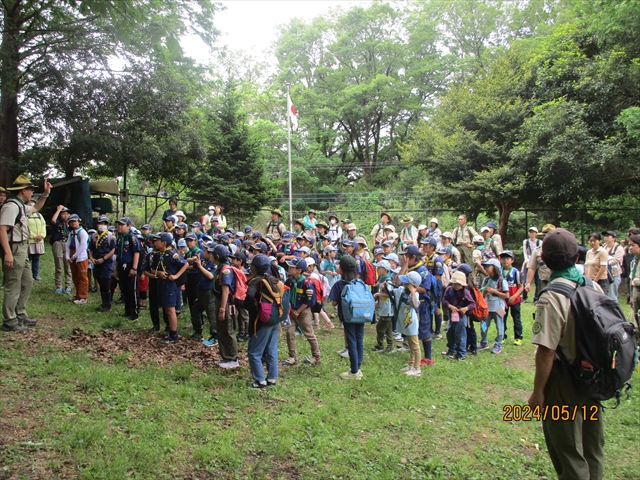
[305,257,316,266]
[528,226,539,233]
[175,210,186,219]
[430,217,438,225]
[208,205,215,210]
[472,235,484,244]
[418,224,428,231]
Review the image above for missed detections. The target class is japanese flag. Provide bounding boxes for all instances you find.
[287,93,298,130]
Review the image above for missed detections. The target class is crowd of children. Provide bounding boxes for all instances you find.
[34,204,637,385]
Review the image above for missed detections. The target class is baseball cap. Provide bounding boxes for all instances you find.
[245,225,253,234]
[253,241,268,252]
[404,244,420,256]
[481,258,501,270]
[486,221,498,230]
[372,246,383,255]
[201,234,212,242]
[211,216,220,223]
[542,228,578,259]
[528,226,539,233]
[191,221,202,228]
[347,223,357,231]
[252,231,263,239]
[341,218,351,224]
[419,237,438,247]
[87,229,96,234]
[177,239,187,247]
[480,226,491,234]
[441,231,453,240]
[472,235,484,244]
[323,246,337,254]
[177,223,188,230]
[339,254,357,271]
[185,232,197,240]
[286,257,308,270]
[213,244,230,260]
[499,250,515,259]
[282,231,293,242]
[251,254,270,271]
[68,214,80,222]
[142,224,152,230]
[398,271,421,286]
[305,257,316,266]
[97,215,109,223]
[164,215,177,224]
[373,260,392,271]
[601,230,616,238]
[230,250,247,261]
[382,253,400,264]
[60,207,70,212]
[456,264,472,276]
[298,246,311,255]
[382,240,393,248]
[159,232,173,244]
[116,217,132,226]
[354,236,368,246]
[388,233,399,241]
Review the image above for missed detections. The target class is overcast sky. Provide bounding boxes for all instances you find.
[184,0,368,64]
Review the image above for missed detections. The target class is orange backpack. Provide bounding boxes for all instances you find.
[470,286,488,320]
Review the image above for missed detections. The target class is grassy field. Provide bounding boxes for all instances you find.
[1,251,638,479]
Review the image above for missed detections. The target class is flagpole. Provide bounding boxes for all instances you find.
[287,85,293,231]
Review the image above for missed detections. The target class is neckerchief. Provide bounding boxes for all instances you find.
[549,265,585,285]
[630,256,640,281]
[290,275,305,308]
[96,230,110,250]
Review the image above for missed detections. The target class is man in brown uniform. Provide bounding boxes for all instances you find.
[453,215,478,265]
[1,175,52,331]
[528,228,604,480]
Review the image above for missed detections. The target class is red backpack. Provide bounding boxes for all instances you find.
[362,259,376,286]
[470,286,488,321]
[307,277,324,303]
[221,265,248,303]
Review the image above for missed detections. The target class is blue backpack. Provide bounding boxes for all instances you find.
[341,278,375,323]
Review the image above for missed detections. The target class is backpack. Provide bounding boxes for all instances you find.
[441,262,451,289]
[541,277,638,406]
[221,265,248,303]
[307,276,325,303]
[1,199,26,253]
[469,286,488,321]
[481,242,498,262]
[362,259,376,286]
[341,278,376,323]
[258,277,291,326]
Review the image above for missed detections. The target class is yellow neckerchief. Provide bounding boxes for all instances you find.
[424,252,436,266]
[408,261,424,272]
[96,230,111,250]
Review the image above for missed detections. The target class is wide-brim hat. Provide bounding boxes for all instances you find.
[402,216,413,223]
[271,208,283,217]
[538,224,556,237]
[380,212,392,222]
[7,174,36,191]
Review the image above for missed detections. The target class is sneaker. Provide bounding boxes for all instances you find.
[339,370,363,380]
[441,350,454,356]
[303,356,321,364]
[251,381,267,389]
[477,344,490,351]
[336,348,350,358]
[237,334,249,343]
[468,350,478,356]
[383,345,394,353]
[73,298,87,305]
[88,286,97,293]
[405,367,421,377]
[393,333,403,342]
[420,358,435,366]
[148,326,160,333]
[203,337,218,347]
[219,360,239,369]
[395,345,409,353]
[55,289,63,294]
[457,355,466,361]
[371,345,384,353]
[491,345,502,354]
[34,276,42,281]
[433,332,443,339]
[266,379,277,387]
[158,337,178,345]
[1,324,28,332]
[513,339,523,346]
[64,288,72,294]
[282,357,297,366]
[400,366,412,373]
[129,316,139,322]
[19,318,37,327]
[447,354,456,360]
[96,306,111,312]
[189,332,203,340]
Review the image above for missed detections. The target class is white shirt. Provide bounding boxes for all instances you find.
[66,227,89,262]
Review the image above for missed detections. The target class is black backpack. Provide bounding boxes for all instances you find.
[542,277,638,407]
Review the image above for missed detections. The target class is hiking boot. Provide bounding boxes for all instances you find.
[491,345,502,354]
[203,337,218,347]
[1,324,28,332]
[96,306,111,312]
[19,318,37,327]
[73,298,87,305]
[148,326,160,333]
[282,357,297,366]
[129,316,139,322]
[339,370,362,380]
[303,356,320,365]
[371,345,384,353]
[219,360,239,369]
[513,339,523,346]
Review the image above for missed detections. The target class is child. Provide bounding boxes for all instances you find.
[478,258,509,354]
[441,271,476,360]
[371,260,396,352]
[455,264,479,355]
[471,235,487,286]
[155,233,188,344]
[191,245,217,343]
[386,271,422,376]
[306,258,334,329]
[499,251,524,346]
[66,214,89,305]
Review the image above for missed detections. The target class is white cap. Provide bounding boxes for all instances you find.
[418,224,428,231]
[430,217,438,224]
[473,235,484,244]
[480,226,490,233]
[528,226,539,233]
[306,257,316,266]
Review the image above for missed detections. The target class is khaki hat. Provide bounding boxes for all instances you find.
[380,212,392,222]
[0,186,5,192]
[7,174,36,191]
[538,224,556,236]
[441,231,453,240]
[383,224,396,233]
[271,208,283,217]
[451,271,467,286]
[347,223,357,231]
[354,236,368,247]
[402,216,413,223]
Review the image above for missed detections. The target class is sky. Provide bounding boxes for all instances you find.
[183,0,368,64]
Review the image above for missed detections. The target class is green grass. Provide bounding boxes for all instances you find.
[1,251,638,479]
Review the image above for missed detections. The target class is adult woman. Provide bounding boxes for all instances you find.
[428,218,442,242]
[585,232,610,291]
[303,209,318,236]
[27,198,46,280]
[213,205,226,229]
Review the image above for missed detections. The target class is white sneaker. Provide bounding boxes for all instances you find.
[219,360,239,369]
[395,345,409,353]
[405,367,421,377]
[340,370,362,380]
[400,366,412,373]
[73,298,87,305]
[393,333,403,342]
[337,348,350,358]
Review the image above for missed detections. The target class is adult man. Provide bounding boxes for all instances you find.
[522,227,541,302]
[115,217,141,321]
[1,175,52,332]
[453,214,478,265]
[602,231,623,302]
[528,228,604,480]
[265,209,286,242]
[370,212,392,247]
[399,216,418,245]
[525,224,555,302]
[50,204,73,293]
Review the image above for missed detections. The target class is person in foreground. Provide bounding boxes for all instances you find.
[528,228,604,480]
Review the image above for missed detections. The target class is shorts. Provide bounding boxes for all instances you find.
[311,302,323,314]
[157,280,179,308]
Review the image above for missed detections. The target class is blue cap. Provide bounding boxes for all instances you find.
[97,215,109,223]
[486,221,498,230]
[232,239,242,247]
[499,250,515,259]
[68,214,81,222]
[242,240,252,248]
[253,241,268,252]
[404,245,421,256]
[116,217,131,226]
[185,232,197,240]
[398,271,422,286]
[159,232,173,244]
[164,215,177,224]
[286,257,308,271]
[252,231,263,239]
[202,234,212,242]
[456,264,472,275]
[230,250,247,261]
[245,225,253,234]
[142,224,152,230]
[265,233,273,240]
[213,244,229,259]
[219,234,230,244]
[372,246,384,255]
[251,253,270,271]
[305,235,315,245]
[282,231,293,242]
[108,226,117,232]
[236,232,245,238]
[191,221,202,228]
[481,258,502,270]
[382,240,393,247]
[382,253,399,264]
[420,237,438,247]
[226,228,235,235]
[298,246,311,255]
[177,223,188,230]
[177,239,187,247]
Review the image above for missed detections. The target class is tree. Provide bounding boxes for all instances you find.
[186,81,275,219]
[0,0,220,185]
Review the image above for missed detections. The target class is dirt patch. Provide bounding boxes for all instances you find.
[58,328,249,370]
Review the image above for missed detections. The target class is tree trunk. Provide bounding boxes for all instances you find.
[0,1,22,187]
[495,199,519,240]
